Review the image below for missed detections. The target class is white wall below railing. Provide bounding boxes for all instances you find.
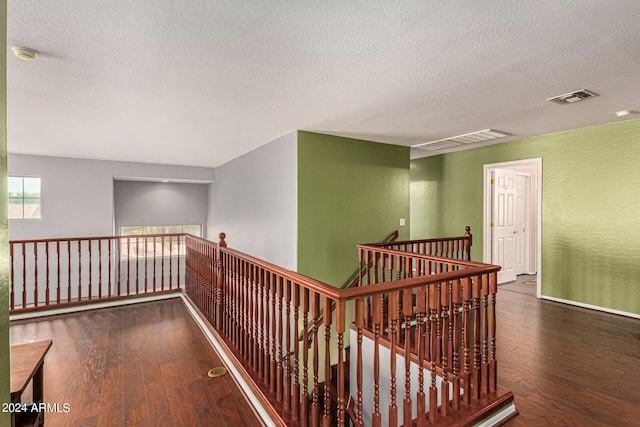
[349,326,454,426]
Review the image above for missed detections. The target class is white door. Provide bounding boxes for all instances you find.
[514,175,530,275]
[491,168,517,283]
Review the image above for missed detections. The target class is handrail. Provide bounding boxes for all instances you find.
[341,264,500,300]
[184,232,504,426]
[9,232,187,245]
[365,225,473,261]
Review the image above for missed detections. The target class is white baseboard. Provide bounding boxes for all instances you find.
[473,402,517,427]
[180,295,276,427]
[10,292,182,321]
[541,295,640,320]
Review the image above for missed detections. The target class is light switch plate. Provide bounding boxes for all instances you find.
[399,218,406,226]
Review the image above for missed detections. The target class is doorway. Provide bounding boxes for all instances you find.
[483,158,542,297]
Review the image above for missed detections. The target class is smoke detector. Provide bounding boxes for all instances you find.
[414,129,511,151]
[546,89,597,105]
[12,47,38,61]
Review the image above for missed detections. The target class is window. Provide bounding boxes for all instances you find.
[8,176,41,219]
[119,224,202,238]
[119,224,202,258]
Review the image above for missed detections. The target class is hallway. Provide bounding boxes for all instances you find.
[498,276,640,426]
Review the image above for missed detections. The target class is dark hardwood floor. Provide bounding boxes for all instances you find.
[10,280,640,426]
[498,276,640,426]
[10,298,264,427]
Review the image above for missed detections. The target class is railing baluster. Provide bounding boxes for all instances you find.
[388,291,399,427]
[402,288,412,427]
[66,241,71,303]
[253,265,259,372]
[322,295,332,427]
[452,278,461,411]
[77,240,82,302]
[490,272,498,393]
[88,239,93,299]
[153,236,157,292]
[169,235,173,289]
[292,283,300,421]
[22,243,27,309]
[416,286,426,424]
[284,279,292,412]
[276,276,284,402]
[355,298,364,427]
[108,239,112,299]
[462,277,472,405]
[302,288,310,427]
[428,281,439,425]
[482,273,490,395]
[45,242,50,306]
[473,275,481,400]
[311,291,320,427]
[336,299,346,427]
[144,236,148,292]
[161,236,165,291]
[372,294,382,427]
[441,280,451,418]
[126,238,131,295]
[136,237,140,294]
[259,267,266,382]
[34,243,38,307]
[98,240,102,299]
[270,271,277,394]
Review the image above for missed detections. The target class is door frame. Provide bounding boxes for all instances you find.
[483,158,542,297]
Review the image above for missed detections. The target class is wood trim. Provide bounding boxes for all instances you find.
[9,289,181,315]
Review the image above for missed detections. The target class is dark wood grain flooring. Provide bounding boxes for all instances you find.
[498,277,640,427]
[10,282,640,426]
[10,298,264,427]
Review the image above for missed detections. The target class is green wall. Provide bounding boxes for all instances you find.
[410,118,640,315]
[297,131,410,287]
[0,1,10,425]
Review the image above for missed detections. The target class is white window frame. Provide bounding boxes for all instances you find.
[8,175,42,220]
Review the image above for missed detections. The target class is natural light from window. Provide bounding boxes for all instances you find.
[118,225,202,259]
[8,176,41,219]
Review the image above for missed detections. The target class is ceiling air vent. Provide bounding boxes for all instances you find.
[546,89,598,105]
[413,129,511,151]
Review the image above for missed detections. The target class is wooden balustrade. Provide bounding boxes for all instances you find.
[365,226,473,261]
[184,233,510,427]
[9,233,186,314]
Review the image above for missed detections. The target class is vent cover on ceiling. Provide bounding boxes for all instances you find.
[546,89,598,105]
[413,129,511,151]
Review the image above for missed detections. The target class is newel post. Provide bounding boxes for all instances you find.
[464,226,472,261]
[216,232,227,329]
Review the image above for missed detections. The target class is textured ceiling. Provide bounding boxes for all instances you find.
[7,0,640,167]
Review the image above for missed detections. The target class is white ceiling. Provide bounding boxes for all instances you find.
[7,0,640,168]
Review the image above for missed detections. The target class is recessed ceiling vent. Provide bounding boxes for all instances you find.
[546,89,598,105]
[413,129,511,151]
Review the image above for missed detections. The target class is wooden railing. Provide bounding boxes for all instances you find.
[9,233,185,314]
[365,226,473,261]
[185,233,510,427]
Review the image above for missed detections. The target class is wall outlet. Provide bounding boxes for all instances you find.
[399,218,406,226]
